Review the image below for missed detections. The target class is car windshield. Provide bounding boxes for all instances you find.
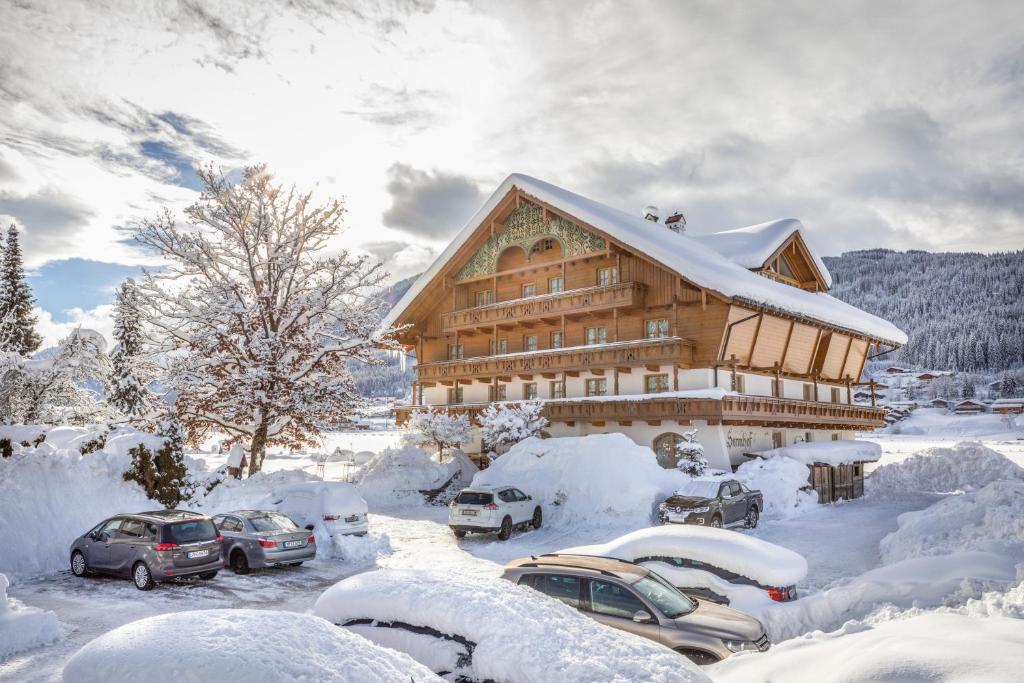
[673,480,722,499]
[162,520,217,544]
[455,491,493,505]
[633,574,697,618]
[249,513,299,532]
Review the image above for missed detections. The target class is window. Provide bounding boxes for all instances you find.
[771,378,781,398]
[597,266,619,286]
[729,482,742,496]
[512,488,529,501]
[524,335,538,352]
[632,574,696,618]
[490,338,508,355]
[585,378,607,397]
[523,382,537,400]
[119,519,145,538]
[532,574,582,609]
[550,381,566,399]
[772,431,784,449]
[585,327,607,345]
[645,374,669,393]
[653,433,684,469]
[550,331,564,349]
[96,518,123,538]
[530,238,555,256]
[498,489,516,503]
[645,319,670,339]
[446,386,464,404]
[448,344,464,360]
[475,290,494,307]
[162,520,218,544]
[804,431,813,443]
[548,276,564,294]
[832,433,840,441]
[455,491,493,505]
[217,516,243,533]
[143,523,157,541]
[802,384,813,401]
[249,513,298,532]
[733,374,745,393]
[522,283,536,297]
[588,579,648,619]
[489,384,507,401]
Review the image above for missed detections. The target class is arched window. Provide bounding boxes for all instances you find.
[530,238,555,255]
[653,433,685,469]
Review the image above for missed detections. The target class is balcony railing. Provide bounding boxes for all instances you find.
[396,394,887,431]
[416,337,693,384]
[441,282,644,333]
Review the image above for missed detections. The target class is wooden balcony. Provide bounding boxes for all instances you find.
[397,394,887,431]
[416,337,693,384]
[440,282,645,333]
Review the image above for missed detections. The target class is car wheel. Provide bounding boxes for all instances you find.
[452,529,466,538]
[531,506,543,529]
[288,562,303,567]
[497,516,513,541]
[230,550,250,575]
[132,562,154,591]
[70,550,88,577]
[709,515,722,528]
[676,648,719,666]
[198,571,218,580]
[745,506,759,529]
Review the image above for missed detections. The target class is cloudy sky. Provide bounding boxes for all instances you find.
[1,0,1022,346]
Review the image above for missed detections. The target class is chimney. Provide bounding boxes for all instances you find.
[665,211,686,233]
[642,205,660,222]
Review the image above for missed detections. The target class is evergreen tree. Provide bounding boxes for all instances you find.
[109,278,153,421]
[153,417,190,507]
[0,225,42,356]
[676,430,709,476]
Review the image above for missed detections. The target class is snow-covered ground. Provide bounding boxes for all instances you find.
[1,412,1022,681]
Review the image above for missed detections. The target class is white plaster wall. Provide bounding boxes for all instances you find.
[678,369,715,390]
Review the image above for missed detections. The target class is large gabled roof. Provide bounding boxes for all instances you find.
[383,174,907,345]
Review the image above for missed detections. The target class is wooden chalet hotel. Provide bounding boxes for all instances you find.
[385,174,907,471]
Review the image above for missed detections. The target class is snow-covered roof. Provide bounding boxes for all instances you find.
[383,174,906,345]
[691,218,833,288]
[559,525,808,587]
[754,440,882,465]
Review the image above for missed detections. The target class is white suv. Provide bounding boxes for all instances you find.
[448,485,542,541]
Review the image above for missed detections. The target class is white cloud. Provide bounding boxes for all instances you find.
[33,305,115,350]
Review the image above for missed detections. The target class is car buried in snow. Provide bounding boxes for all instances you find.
[212,510,316,574]
[658,479,763,529]
[448,484,542,541]
[266,482,369,538]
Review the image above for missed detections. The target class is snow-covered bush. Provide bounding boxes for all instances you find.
[0,572,62,660]
[869,441,1024,496]
[675,429,708,476]
[402,408,471,461]
[357,444,476,506]
[477,400,547,457]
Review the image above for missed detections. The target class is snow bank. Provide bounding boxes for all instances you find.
[472,435,679,528]
[314,569,708,683]
[733,456,817,519]
[62,609,442,682]
[560,525,807,588]
[711,612,1024,683]
[879,479,1024,565]
[0,444,151,578]
[755,440,881,466]
[0,573,62,661]
[869,441,1024,496]
[357,444,476,506]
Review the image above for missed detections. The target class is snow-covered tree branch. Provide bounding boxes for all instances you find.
[477,400,548,457]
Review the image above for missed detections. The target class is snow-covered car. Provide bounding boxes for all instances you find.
[657,479,763,529]
[560,526,807,609]
[447,484,542,540]
[62,608,443,683]
[313,569,708,682]
[268,482,368,537]
[211,510,316,574]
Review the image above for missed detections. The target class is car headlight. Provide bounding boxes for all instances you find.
[688,506,710,513]
[725,640,760,653]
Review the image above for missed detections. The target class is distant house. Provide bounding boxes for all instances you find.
[916,371,952,381]
[871,381,889,390]
[888,400,919,411]
[929,398,950,409]
[952,399,986,414]
[991,398,1024,415]
[885,366,911,374]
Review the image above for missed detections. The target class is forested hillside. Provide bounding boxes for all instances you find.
[824,249,1024,374]
[349,275,418,399]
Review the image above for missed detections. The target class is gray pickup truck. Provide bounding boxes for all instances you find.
[657,479,762,529]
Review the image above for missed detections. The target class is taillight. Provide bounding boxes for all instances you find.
[259,539,277,549]
[154,543,179,552]
[307,535,316,544]
[215,535,224,543]
[323,514,340,521]
[766,587,788,602]
[483,503,498,510]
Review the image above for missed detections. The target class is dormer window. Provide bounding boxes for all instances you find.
[530,238,555,256]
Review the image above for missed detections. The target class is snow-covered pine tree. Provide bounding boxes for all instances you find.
[135,165,398,476]
[402,408,471,461]
[0,225,42,356]
[109,278,154,422]
[676,429,709,476]
[477,400,547,457]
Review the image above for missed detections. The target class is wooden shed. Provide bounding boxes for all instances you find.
[991,399,1024,415]
[809,462,866,504]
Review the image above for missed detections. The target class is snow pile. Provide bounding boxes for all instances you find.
[0,573,62,661]
[560,525,807,588]
[62,609,443,682]
[711,612,1024,682]
[357,444,476,506]
[0,441,151,578]
[879,479,1024,565]
[869,441,1024,496]
[314,569,708,683]
[957,578,1024,619]
[471,435,679,528]
[193,467,320,512]
[733,456,817,519]
[755,440,881,466]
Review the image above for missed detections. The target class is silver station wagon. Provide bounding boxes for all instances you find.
[212,510,316,574]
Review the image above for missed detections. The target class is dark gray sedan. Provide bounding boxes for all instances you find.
[212,510,316,574]
[69,510,223,590]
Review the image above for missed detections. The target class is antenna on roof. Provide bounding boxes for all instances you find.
[642,205,660,222]
[665,211,686,233]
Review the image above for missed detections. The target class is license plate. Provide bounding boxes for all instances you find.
[187,549,209,559]
[462,509,477,516]
[283,540,303,548]
[344,515,359,523]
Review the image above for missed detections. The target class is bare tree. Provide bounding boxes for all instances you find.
[135,165,397,476]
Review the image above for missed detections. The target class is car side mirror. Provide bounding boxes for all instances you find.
[98,531,110,542]
[632,610,654,624]
[304,524,315,531]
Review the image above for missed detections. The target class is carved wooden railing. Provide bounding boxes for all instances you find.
[441,282,644,333]
[416,337,693,383]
